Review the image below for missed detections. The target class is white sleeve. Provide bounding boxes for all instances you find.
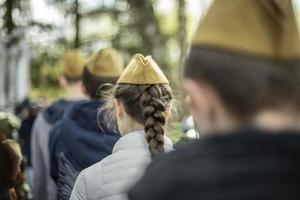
[70,172,89,200]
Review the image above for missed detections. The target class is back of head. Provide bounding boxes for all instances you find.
[83,48,124,98]
[0,139,20,195]
[111,54,172,155]
[184,0,300,120]
[62,49,86,84]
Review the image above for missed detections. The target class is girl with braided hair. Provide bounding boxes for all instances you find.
[70,54,174,200]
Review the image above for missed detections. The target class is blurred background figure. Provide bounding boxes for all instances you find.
[0,139,20,200]
[49,48,123,200]
[181,115,198,139]
[31,49,86,200]
[15,97,48,189]
[0,111,32,200]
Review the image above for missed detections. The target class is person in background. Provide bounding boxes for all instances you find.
[15,98,47,189]
[128,0,300,199]
[0,112,32,200]
[0,139,21,200]
[49,48,123,200]
[70,54,174,200]
[31,50,86,200]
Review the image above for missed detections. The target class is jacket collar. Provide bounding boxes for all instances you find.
[112,131,173,153]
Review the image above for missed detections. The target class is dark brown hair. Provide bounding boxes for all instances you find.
[0,140,19,192]
[82,67,119,99]
[102,84,173,155]
[184,46,300,120]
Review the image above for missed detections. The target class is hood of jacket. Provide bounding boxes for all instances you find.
[59,99,120,171]
[43,99,86,124]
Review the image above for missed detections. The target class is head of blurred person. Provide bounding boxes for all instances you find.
[183,0,300,136]
[102,54,174,155]
[82,48,124,99]
[0,139,22,200]
[0,112,20,140]
[59,49,86,99]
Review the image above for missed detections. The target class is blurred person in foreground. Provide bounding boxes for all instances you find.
[70,54,174,200]
[49,48,123,200]
[31,50,86,200]
[0,112,32,200]
[128,0,300,199]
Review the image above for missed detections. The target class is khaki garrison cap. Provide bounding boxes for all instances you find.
[192,0,300,60]
[63,49,86,78]
[117,54,169,84]
[86,48,124,77]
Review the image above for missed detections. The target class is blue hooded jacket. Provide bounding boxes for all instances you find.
[49,99,120,200]
[43,99,82,124]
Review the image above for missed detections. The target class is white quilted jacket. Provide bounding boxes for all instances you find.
[70,131,173,200]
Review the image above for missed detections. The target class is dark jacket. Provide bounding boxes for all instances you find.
[128,127,300,200]
[49,99,120,200]
[43,100,80,124]
[18,115,36,166]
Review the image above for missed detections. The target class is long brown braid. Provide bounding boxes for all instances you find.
[110,84,172,155]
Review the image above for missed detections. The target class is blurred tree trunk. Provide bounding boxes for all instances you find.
[4,0,16,34]
[178,0,187,67]
[0,0,30,111]
[127,0,168,71]
[2,0,17,111]
[74,0,81,48]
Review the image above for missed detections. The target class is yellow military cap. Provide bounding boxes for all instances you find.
[86,48,124,77]
[192,0,300,60]
[117,54,169,84]
[62,49,86,78]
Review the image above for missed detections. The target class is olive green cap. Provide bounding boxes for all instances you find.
[192,0,300,60]
[86,48,124,77]
[0,112,20,139]
[62,49,86,78]
[117,54,169,84]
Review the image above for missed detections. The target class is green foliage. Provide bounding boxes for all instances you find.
[30,87,64,99]
[156,9,178,37]
[29,0,190,106]
[30,52,64,99]
[166,122,188,144]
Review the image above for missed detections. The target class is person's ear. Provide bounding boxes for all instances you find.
[183,78,225,134]
[114,99,125,119]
